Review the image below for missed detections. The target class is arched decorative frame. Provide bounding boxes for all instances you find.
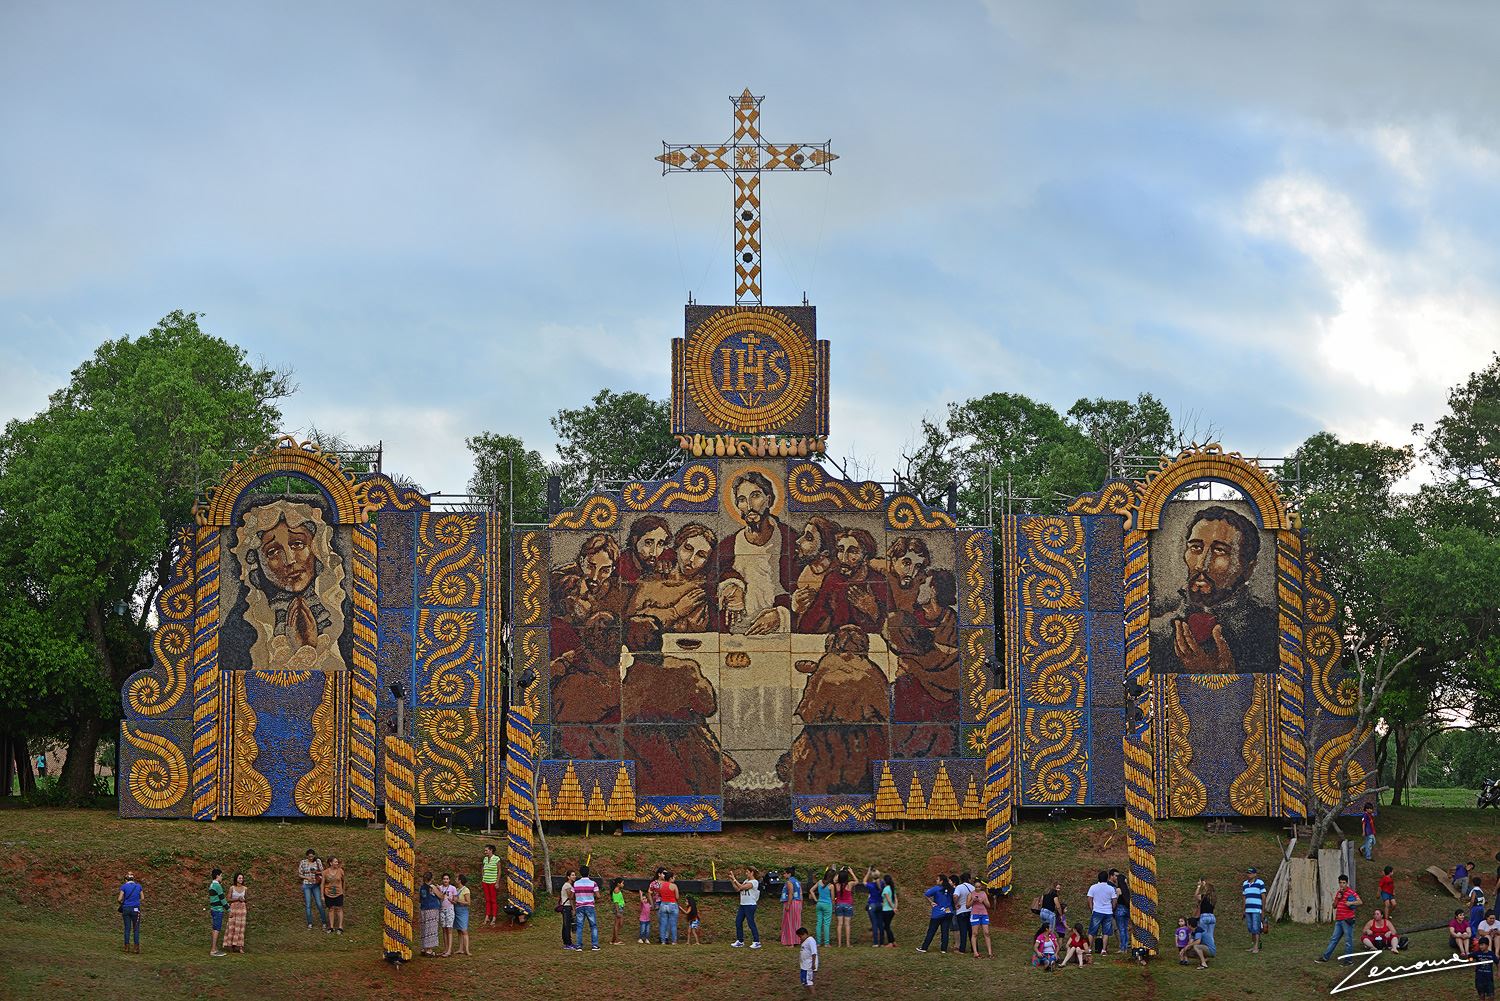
[120,438,435,821]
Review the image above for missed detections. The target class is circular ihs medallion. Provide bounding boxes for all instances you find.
[684,307,814,434]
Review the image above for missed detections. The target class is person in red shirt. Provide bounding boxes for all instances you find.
[1317,875,1361,962]
[1378,866,1396,916]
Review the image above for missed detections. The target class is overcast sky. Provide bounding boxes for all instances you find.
[3,1,1498,492]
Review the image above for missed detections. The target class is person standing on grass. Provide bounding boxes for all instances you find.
[1110,868,1131,951]
[1316,874,1360,963]
[1085,870,1117,956]
[559,870,576,950]
[1360,803,1376,861]
[1194,879,1217,957]
[658,870,681,945]
[572,865,601,951]
[454,875,472,956]
[952,871,973,956]
[418,872,441,957]
[863,867,883,946]
[610,878,626,945]
[208,867,228,957]
[797,927,819,989]
[224,873,248,953]
[1472,880,1490,940]
[917,874,953,954]
[638,887,653,944]
[1379,865,1396,917]
[1242,866,1266,954]
[834,868,855,948]
[322,857,346,934]
[1039,881,1063,935]
[812,868,833,949]
[969,883,993,959]
[1473,936,1496,1001]
[438,873,458,956]
[480,845,501,926]
[729,867,762,948]
[118,870,143,954]
[685,895,702,944]
[298,849,327,930]
[781,866,804,946]
[880,874,898,947]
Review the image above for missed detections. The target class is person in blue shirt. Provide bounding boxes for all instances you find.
[780,866,804,946]
[117,871,143,953]
[917,875,954,954]
[864,867,884,945]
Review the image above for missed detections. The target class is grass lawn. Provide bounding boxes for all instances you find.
[1390,787,1485,809]
[1,803,1495,1000]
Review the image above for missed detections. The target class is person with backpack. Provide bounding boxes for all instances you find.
[1316,874,1361,963]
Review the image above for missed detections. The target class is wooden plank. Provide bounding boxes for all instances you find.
[1427,866,1465,899]
[1341,841,1357,893]
[1289,858,1320,924]
[1318,848,1344,922]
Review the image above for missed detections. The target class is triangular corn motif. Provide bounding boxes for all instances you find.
[929,762,961,819]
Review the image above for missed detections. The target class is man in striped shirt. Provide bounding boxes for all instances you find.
[481,845,501,926]
[1242,866,1266,954]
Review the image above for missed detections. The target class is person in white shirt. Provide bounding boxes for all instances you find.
[572,865,601,951]
[730,867,763,948]
[1085,870,1119,955]
[952,872,974,955]
[716,473,796,635]
[797,927,819,988]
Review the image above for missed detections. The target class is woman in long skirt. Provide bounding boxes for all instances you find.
[780,867,804,946]
[418,872,441,956]
[223,873,249,952]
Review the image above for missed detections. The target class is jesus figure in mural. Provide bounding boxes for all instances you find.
[716,471,797,634]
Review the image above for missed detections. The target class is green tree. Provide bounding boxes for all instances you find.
[1423,351,1500,497]
[549,390,679,507]
[903,391,1178,521]
[0,310,291,799]
[465,432,549,523]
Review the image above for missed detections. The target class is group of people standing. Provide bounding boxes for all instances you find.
[916,871,995,958]
[417,871,473,957]
[778,866,902,951]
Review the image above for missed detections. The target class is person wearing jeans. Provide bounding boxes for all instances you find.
[918,875,954,953]
[572,866,600,951]
[1039,882,1062,935]
[1318,876,1361,962]
[297,851,327,930]
[118,871,143,953]
[1194,879,1217,957]
[1111,870,1131,951]
[1361,804,1377,861]
[730,867,762,948]
[657,871,680,944]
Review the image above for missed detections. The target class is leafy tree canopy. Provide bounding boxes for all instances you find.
[549,390,678,507]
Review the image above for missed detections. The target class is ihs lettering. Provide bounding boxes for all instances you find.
[718,332,789,396]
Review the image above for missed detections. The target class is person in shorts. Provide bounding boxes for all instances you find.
[1242,866,1266,953]
[796,927,818,988]
[685,895,702,944]
[1085,870,1117,955]
[969,883,993,958]
[208,868,227,957]
[1379,866,1396,916]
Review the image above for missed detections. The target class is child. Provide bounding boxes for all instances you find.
[1063,923,1091,967]
[1379,866,1396,916]
[796,926,819,989]
[969,883,993,959]
[685,895,702,945]
[1475,936,1496,1001]
[610,878,626,945]
[637,888,653,944]
[1033,923,1058,971]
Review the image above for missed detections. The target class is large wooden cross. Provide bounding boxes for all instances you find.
[658,89,837,305]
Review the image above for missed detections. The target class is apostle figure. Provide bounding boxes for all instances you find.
[796,528,891,634]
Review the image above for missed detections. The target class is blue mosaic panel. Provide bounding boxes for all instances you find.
[377,511,416,609]
[118,718,193,819]
[624,795,723,833]
[1088,610,1126,709]
[1088,709,1126,806]
[377,608,414,714]
[792,794,888,832]
[239,671,334,818]
[1084,515,1125,612]
[1171,676,1258,817]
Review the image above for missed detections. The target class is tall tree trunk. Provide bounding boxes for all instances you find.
[1391,724,1410,807]
[1373,730,1390,790]
[0,734,15,796]
[62,603,117,802]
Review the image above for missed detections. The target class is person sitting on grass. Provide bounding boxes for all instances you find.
[1061,923,1091,968]
[1033,923,1059,971]
[1479,909,1500,949]
[1451,909,1473,958]
[1177,916,1209,970]
[1360,908,1400,953]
